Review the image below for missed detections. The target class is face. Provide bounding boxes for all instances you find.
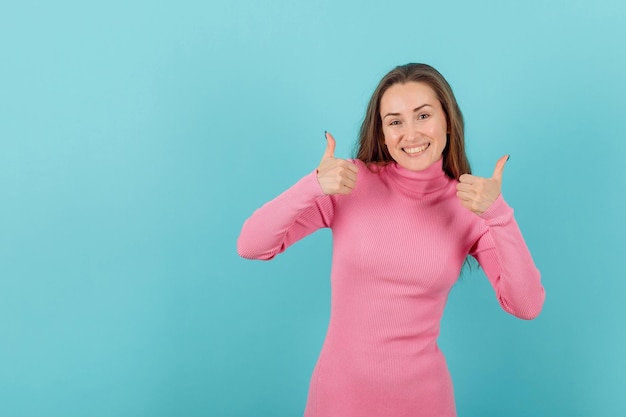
[380,82,448,171]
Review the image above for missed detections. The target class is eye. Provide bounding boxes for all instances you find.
[418,113,430,120]
[389,120,401,126]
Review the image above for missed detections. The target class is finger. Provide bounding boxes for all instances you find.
[456,190,473,201]
[333,181,354,195]
[322,131,336,160]
[492,154,509,182]
[455,182,475,193]
[338,186,353,195]
[342,177,357,190]
[458,173,478,184]
[334,166,358,192]
[347,160,359,174]
[336,159,359,175]
[456,193,483,213]
[342,168,358,184]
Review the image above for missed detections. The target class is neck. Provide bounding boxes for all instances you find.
[385,158,450,196]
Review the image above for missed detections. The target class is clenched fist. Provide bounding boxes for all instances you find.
[316,132,359,195]
[456,155,509,215]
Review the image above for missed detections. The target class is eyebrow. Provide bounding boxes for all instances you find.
[383,104,432,119]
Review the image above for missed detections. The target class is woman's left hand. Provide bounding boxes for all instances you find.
[456,155,509,215]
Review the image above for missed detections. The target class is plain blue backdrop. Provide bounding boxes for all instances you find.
[1,1,624,416]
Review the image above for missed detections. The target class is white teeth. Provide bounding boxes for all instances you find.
[404,144,429,154]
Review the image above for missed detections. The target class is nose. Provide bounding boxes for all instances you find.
[404,120,421,142]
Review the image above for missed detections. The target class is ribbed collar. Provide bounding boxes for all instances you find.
[385,158,451,196]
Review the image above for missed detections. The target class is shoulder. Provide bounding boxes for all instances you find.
[351,159,389,187]
[351,159,386,177]
[330,159,387,201]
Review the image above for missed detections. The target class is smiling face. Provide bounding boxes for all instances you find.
[380,81,448,172]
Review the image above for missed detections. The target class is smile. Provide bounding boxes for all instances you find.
[403,143,430,154]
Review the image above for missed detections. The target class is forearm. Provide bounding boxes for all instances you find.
[237,171,332,260]
[475,195,545,319]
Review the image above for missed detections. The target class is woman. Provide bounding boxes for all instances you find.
[237,63,545,417]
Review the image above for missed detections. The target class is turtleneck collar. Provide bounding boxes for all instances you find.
[385,158,451,196]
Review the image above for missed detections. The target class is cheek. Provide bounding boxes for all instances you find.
[438,135,447,151]
[434,125,447,146]
[383,129,401,146]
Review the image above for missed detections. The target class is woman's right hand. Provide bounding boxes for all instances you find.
[316,132,359,195]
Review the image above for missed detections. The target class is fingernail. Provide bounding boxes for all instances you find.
[324,130,327,139]
[506,154,510,162]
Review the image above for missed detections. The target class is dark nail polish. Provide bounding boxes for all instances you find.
[506,155,510,162]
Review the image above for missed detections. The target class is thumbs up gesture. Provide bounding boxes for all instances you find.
[316,132,359,195]
[456,155,509,215]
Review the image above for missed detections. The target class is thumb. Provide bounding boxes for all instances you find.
[492,154,509,182]
[322,131,336,159]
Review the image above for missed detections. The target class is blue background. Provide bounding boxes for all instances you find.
[1,1,624,416]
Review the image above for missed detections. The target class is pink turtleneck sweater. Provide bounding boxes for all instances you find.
[237,158,545,417]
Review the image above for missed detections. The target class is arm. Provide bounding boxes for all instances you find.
[471,195,545,320]
[238,132,357,260]
[457,155,545,319]
[237,171,335,260]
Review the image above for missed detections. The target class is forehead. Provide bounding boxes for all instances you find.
[380,82,439,112]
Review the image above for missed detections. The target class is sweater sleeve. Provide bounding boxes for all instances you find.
[237,171,335,260]
[470,195,546,320]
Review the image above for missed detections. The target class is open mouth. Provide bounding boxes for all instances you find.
[403,143,430,155]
